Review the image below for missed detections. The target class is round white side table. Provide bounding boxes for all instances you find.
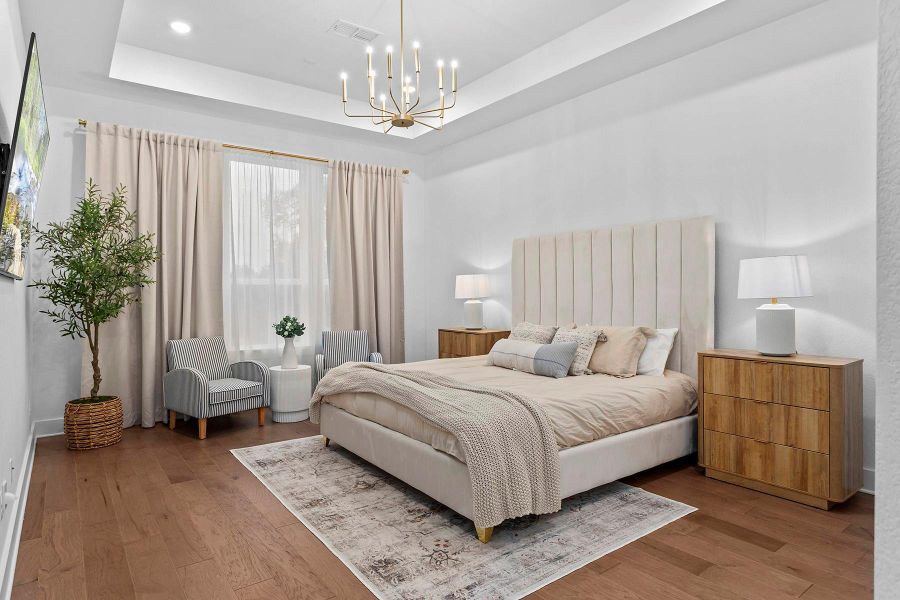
[269,365,311,423]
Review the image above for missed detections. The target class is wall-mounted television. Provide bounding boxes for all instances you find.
[0,33,50,280]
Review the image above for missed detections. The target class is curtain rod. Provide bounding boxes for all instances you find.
[77,119,411,175]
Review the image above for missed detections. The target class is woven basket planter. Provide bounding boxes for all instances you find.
[64,396,123,450]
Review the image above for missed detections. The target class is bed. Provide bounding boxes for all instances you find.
[317,216,715,542]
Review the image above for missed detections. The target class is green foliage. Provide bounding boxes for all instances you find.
[29,180,161,397]
[274,315,306,338]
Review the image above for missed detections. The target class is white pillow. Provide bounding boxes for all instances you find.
[637,328,678,376]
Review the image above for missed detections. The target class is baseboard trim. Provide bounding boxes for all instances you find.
[0,422,37,600]
[33,418,63,438]
[860,467,875,495]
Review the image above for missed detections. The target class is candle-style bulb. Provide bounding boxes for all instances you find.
[386,46,393,78]
[437,59,444,90]
[413,41,421,73]
[340,72,348,102]
[450,60,458,93]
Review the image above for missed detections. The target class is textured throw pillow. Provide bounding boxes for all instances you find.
[587,326,653,377]
[509,322,558,345]
[487,338,578,378]
[637,328,679,376]
[551,328,601,376]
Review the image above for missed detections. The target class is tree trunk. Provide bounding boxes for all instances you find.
[90,323,101,397]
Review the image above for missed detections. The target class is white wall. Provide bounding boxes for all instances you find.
[876,0,900,594]
[0,0,31,593]
[423,0,878,486]
[29,85,428,424]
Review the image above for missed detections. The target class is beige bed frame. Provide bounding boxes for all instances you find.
[320,216,715,542]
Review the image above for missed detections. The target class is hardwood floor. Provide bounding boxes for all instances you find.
[11,412,873,599]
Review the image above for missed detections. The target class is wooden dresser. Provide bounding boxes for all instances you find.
[697,349,863,509]
[438,328,510,358]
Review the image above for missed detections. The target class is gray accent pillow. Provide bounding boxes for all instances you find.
[551,328,601,376]
[509,322,558,344]
[487,338,578,378]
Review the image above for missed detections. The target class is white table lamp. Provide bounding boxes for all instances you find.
[738,255,812,356]
[455,274,489,329]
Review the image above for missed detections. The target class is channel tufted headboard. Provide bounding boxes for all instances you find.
[511,216,715,379]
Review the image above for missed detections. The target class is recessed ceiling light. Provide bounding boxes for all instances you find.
[170,21,191,35]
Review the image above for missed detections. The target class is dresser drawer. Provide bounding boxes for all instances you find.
[703,357,773,401]
[704,430,771,482]
[703,394,769,441]
[769,403,829,453]
[438,329,510,359]
[704,430,829,497]
[773,364,830,410]
[771,443,829,497]
[703,357,830,410]
[703,393,829,453]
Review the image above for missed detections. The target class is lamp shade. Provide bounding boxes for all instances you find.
[455,274,489,299]
[737,255,812,299]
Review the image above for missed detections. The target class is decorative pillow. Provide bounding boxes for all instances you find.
[560,323,607,343]
[551,328,601,376]
[637,328,679,376]
[487,338,578,378]
[586,326,653,377]
[509,322,558,345]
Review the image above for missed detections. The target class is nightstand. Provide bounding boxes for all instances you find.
[438,328,510,358]
[697,349,863,509]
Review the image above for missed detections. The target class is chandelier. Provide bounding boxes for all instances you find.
[339,0,458,132]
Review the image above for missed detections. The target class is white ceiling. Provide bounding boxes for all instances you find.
[118,0,627,105]
[20,0,828,151]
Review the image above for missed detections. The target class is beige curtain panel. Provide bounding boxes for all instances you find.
[82,122,224,427]
[327,160,405,364]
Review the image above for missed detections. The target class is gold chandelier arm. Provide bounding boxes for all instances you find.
[415,118,443,131]
[387,79,403,114]
[344,103,389,119]
[408,72,422,113]
[411,92,456,116]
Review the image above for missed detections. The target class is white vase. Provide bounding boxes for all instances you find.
[281,336,299,369]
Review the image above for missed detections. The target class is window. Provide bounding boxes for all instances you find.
[223,150,329,365]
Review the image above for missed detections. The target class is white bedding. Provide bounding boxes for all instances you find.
[322,355,697,461]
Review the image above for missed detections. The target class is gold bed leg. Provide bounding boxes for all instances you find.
[323,436,330,447]
[475,526,493,544]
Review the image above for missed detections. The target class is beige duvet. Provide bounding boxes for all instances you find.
[322,355,698,462]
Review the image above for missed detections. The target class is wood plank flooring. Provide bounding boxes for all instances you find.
[11,412,873,599]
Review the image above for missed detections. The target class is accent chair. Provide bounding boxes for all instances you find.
[314,330,383,384]
[164,336,270,439]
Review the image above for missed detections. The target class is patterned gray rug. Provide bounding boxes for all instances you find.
[232,436,695,600]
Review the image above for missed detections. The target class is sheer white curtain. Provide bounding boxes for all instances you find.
[223,150,329,366]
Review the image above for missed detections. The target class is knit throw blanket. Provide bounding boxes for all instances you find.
[310,362,562,528]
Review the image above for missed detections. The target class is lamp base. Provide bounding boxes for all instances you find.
[756,303,796,356]
[463,299,484,329]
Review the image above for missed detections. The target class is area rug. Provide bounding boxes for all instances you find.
[232,436,695,600]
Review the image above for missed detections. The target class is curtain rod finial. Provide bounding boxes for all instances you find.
[78,119,87,127]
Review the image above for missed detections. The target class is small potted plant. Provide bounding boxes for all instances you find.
[274,315,306,369]
[30,181,160,450]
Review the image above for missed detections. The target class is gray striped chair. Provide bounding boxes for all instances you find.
[163,336,270,439]
[314,330,383,384]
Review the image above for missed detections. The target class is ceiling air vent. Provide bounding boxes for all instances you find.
[328,19,382,43]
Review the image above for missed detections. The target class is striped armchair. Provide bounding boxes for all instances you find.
[314,330,383,384]
[163,336,270,439]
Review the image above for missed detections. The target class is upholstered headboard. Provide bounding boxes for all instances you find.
[511,216,714,379]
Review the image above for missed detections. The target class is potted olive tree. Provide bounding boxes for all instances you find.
[30,180,160,450]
